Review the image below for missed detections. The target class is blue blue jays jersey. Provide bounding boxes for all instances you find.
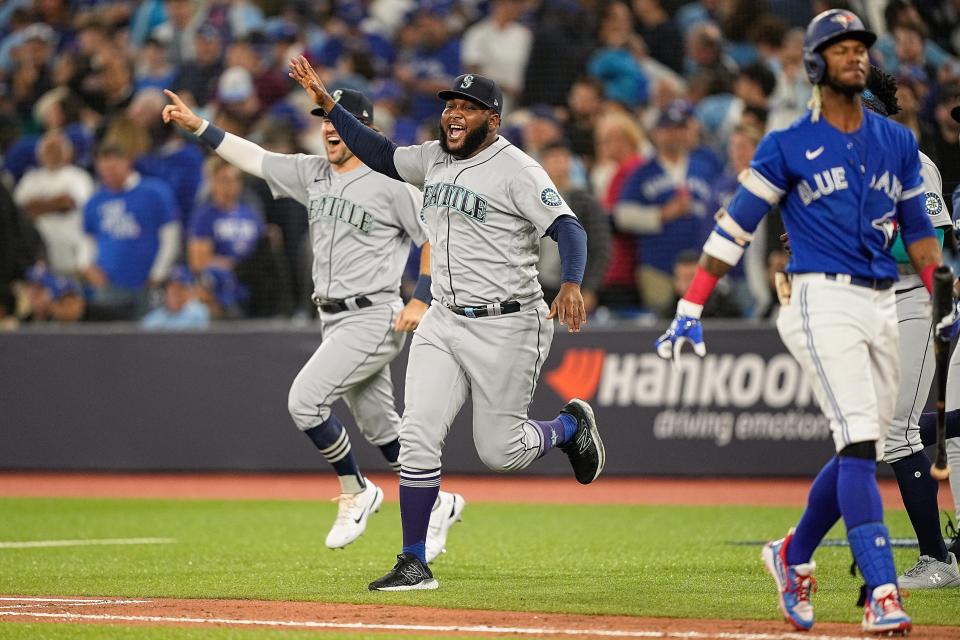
[618,147,723,273]
[731,109,934,280]
[84,175,178,289]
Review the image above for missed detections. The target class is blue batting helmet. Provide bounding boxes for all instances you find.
[802,9,876,85]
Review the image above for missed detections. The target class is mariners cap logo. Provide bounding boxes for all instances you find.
[926,192,944,216]
[461,75,474,89]
[540,188,563,207]
[332,89,343,102]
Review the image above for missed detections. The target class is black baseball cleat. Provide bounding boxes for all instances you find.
[559,398,605,484]
[368,553,439,591]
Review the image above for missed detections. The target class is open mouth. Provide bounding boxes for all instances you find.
[326,135,342,148]
[447,123,466,143]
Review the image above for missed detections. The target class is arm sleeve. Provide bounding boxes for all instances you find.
[545,215,587,285]
[149,221,181,282]
[197,121,268,179]
[571,191,610,290]
[327,104,403,181]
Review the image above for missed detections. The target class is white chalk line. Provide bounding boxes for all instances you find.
[0,610,874,640]
[0,538,175,549]
[0,599,150,610]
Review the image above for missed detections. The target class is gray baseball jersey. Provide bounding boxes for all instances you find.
[262,154,427,301]
[884,150,950,463]
[392,137,576,307]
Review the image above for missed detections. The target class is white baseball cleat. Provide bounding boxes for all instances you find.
[325,478,384,549]
[425,491,465,563]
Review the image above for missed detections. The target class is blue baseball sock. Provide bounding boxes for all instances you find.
[533,414,577,457]
[304,415,365,493]
[787,456,841,565]
[838,456,897,588]
[399,467,440,564]
[891,451,948,561]
[918,409,960,446]
[378,438,402,474]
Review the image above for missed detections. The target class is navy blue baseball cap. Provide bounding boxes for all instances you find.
[656,100,694,127]
[438,74,503,115]
[311,88,374,124]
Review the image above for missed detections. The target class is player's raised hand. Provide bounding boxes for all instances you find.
[547,282,586,333]
[655,311,706,362]
[161,89,202,132]
[395,299,428,332]
[288,55,335,113]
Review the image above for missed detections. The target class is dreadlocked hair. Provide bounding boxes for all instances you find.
[808,85,822,122]
[865,65,901,116]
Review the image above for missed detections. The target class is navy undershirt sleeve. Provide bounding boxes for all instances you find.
[327,104,403,181]
[545,215,587,285]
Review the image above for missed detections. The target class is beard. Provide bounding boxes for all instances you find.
[440,117,490,159]
[823,69,865,98]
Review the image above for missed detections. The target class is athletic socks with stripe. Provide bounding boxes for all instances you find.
[399,467,441,563]
[532,413,577,457]
[304,415,365,494]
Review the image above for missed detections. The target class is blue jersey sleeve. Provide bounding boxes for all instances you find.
[83,197,97,235]
[152,182,178,227]
[725,133,787,233]
[189,206,214,238]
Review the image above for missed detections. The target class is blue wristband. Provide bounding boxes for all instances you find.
[198,122,225,149]
[412,275,432,304]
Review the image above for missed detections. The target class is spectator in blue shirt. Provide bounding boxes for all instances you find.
[613,100,722,314]
[188,157,264,273]
[141,264,210,329]
[81,143,181,320]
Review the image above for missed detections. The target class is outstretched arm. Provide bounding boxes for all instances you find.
[288,56,403,181]
[162,89,267,179]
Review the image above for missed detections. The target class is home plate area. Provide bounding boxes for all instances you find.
[1,596,959,639]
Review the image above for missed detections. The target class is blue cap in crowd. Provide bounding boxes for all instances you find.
[26,265,80,300]
[657,100,694,128]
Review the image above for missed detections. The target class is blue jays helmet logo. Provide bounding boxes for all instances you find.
[461,75,474,89]
[830,13,854,28]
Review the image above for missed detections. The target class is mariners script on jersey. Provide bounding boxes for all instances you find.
[393,138,576,308]
[262,154,426,300]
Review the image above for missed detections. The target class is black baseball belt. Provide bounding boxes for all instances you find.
[446,300,521,318]
[823,273,894,290]
[312,294,373,314]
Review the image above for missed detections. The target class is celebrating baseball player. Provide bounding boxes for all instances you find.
[288,59,604,592]
[656,9,942,634]
[858,65,960,589]
[161,88,465,561]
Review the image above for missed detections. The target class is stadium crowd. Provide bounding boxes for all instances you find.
[1,0,960,328]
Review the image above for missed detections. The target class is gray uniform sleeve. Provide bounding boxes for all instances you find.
[261,153,328,207]
[919,151,951,228]
[509,165,577,236]
[395,183,428,247]
[393,142,443,189]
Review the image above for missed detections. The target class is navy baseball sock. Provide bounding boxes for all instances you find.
[787,456,840,565]
[918,409,960,446]
[891,451,948,561]
[304,415,365,494]
[379,439,402,474]
[838,457,897,588]
[533,414,577,457]
[399,467,440,564]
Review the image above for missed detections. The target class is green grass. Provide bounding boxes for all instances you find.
[0,497,956,630]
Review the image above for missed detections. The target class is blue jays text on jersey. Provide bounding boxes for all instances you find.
[724,109,933,279]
